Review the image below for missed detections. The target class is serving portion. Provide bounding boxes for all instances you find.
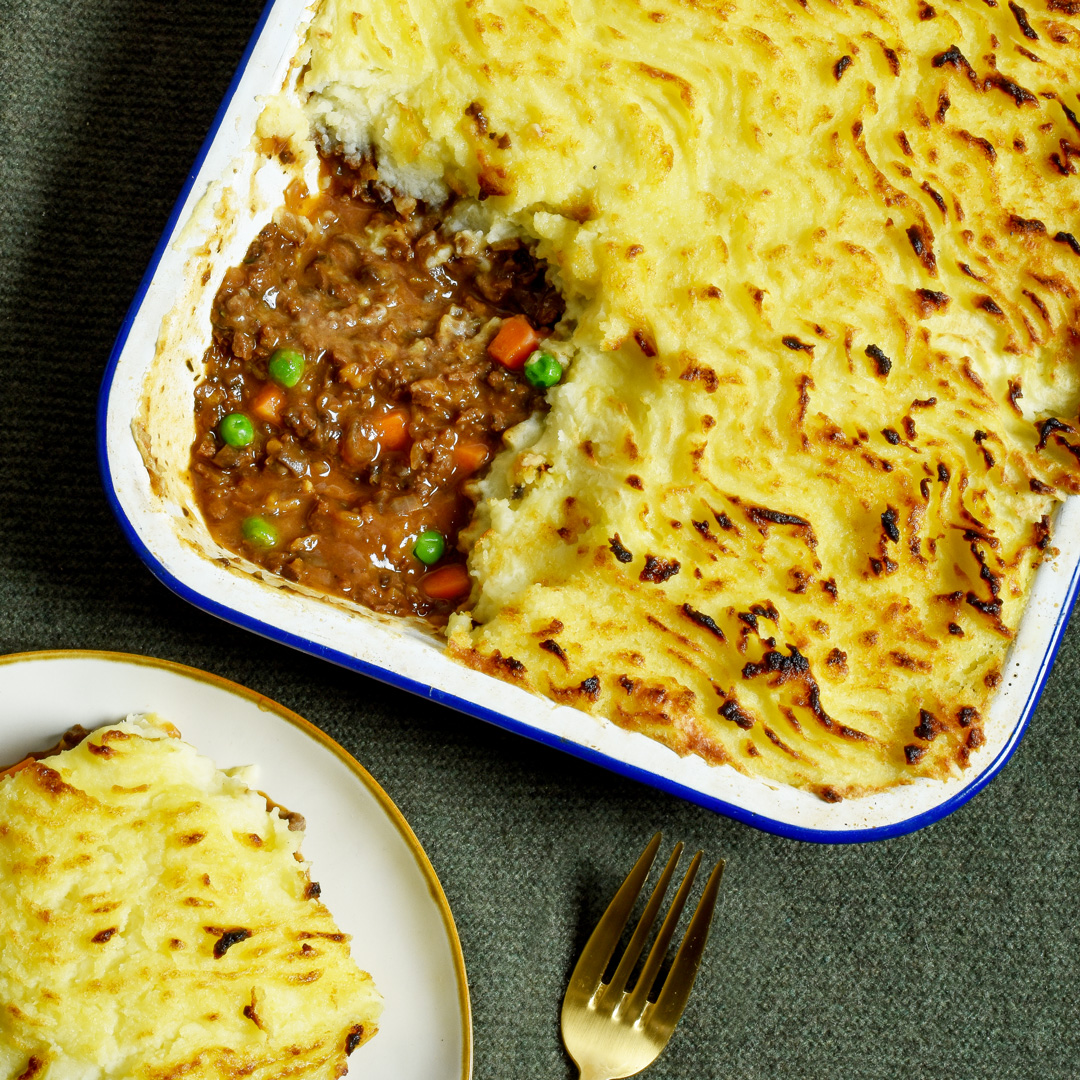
[0,715,381,1078]
[0,652,471,1075]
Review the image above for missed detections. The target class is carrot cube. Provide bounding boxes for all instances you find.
[420,563,472,600]
[487,315,540,369]
[252,383,286,424]
[373,409,411,451]
[452,441,490,475]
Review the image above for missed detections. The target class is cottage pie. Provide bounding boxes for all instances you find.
[190,0,1080,797]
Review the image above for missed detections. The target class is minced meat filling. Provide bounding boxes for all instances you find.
[190,156,564,621]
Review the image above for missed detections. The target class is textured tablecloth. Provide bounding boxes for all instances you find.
[2,2,1079,1077]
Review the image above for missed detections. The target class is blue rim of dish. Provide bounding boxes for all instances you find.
[95,0,1080,845]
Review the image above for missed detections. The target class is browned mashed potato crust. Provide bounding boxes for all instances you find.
[0,718,381,1078]
[244,0,1080,797]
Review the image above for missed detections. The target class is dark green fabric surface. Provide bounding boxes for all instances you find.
[2,2,1079,1077]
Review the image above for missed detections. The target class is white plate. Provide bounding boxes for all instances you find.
[0,649,472,1080]
[98,0,1080,841]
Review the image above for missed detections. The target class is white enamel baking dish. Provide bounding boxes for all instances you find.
[98,0,1080,841]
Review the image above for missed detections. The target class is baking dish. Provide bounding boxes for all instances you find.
[98,0,1080,842]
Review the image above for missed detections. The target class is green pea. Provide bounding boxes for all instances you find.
[413,529,446,566]
[219,413,255,447]
[523,350,563,389]
[268,347,305,388]
[242,516,279,548]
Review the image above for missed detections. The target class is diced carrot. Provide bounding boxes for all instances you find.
[373,409,411,451]
[487,315,540,370]
[421,562,472,600]
[252,383,286,424]
[453,441,489,475]
[0,757,35,781]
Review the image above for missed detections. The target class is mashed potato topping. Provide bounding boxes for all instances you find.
[0,718,381,1078]
[271,0,1080,795]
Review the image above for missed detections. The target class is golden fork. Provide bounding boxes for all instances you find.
[561,834,725,1080]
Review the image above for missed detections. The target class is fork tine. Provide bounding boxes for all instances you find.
[624,850,701,1015]
[566,833,663,1000]
[601,842,684,1003]
[647,859,725,1030]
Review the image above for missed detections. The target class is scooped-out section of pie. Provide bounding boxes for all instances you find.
[189,0,1080,798]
